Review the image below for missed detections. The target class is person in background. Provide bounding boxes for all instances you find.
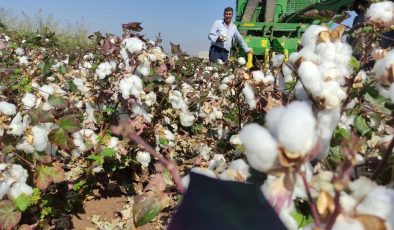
[208,7,252,63]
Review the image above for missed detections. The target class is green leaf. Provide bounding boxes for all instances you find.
[223,113,239,128]
[29,109,54,125]
[48,128,73,150]
[48,94,66,108]
[57,115,81,132]
[59,65,67,74]
[291,210,313,228]
[72,180,86,191]
[349,56,360,72]
[354,115,371,136]
[68,80,78,93]
[158,137,169,146]
[14,194,30,211]
[0,200,21,229]
[29,189,41,205]
[87,154,104,166]
[133,192,170,227]
[34,164,65,190]
[332,127,351,146]
[101,148,116,158]
[364,87,392,115]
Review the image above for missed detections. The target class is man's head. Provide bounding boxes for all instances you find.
[223,7,233,25]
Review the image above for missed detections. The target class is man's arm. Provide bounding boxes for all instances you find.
[208,21,220,43]
[234,29,251,52]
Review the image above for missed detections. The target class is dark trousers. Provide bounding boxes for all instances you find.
[209,45,229,63]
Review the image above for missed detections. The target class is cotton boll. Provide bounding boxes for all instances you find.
[131,104,152,123]
[301,25,329,48]
[297,61,324,97]
[339,192,357,214]
[9,164,29,183]
[0,101,17,115]
[72,77,89,94]
[366,1,394,28]
[169,90,188,111]
[165,75,176,84]
[373,49,394,83]
[7,182,33,200]
[208,154,226,173]
[72,129,98,152]
[32,125,50,152]
[122,37,146,54]
[8,112,24,136]
[242,83,256,109]
[119,75,143,99]
[334,41,353,67]
[180,110,195,127]
[277,101,317,156]
[315,41,336,62]
[237,57,246,65]
[319,81,347,109]
[22,93,37,108]
[229,134,242,145]
[282,64,294,83]
[196,143,211,160]
[16,139,35,154]
[0,179,12,200]
[349,177,377,200]
[96,62,114,79]
[390,83,394,103]
[356,186,394,224]
[84,103,96,124]
[39,84,54,100]
[135,59,151,77]
[18,56,28,65]
[181,167,217,189]
[144,92,157,106]
[218,159,250,181]
[265,105,285,138]
[272,54,285,67]
[332,217,364,230]
[240,123,278,172]
[15,47,24,56]
[136,151,151,168]
[252,70,264,83]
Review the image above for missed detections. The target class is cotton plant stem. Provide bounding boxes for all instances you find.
[300,172,321,228]
[372,135,394,181]
[129,132,186,194]
[326,190,341,230]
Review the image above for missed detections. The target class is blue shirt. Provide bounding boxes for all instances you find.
[208,20,250,53]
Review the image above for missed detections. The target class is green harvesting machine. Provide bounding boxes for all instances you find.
[235,0,354,63]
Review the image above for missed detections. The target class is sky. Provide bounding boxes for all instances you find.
[1,1,356,56]
[1,0,235,55]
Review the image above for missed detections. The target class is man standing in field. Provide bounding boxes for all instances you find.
[208,7,252,63]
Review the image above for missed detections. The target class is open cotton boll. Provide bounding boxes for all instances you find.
[196,143,211,160]
[38,84,54,100]
[297,61,324,97]
[15,47,24,56]
[181,167,217,189]
[218,159,250,181]
[349,177,377,200]
[180,110,195,127]
[122,37,146,54]
[265,105,285,137]
[96,62,114,79]
[7,182,33,200]
[135,59,151,77]
[319,81,347,109]
[0,101,17,116]
[84,103,96,124]
[169,90,188,111]
[316,108,340,159]
[237,57,246,65]
[72,129,98,152]
[119,75,143,99]
[373,49,394,83]
[331,217,364,230]
[17,139,35,154]
[9,164,29,183]
[315,41,336,62]
[277,101,317,156]
[8,112,24,136]
[356,186,394,224]
[242,83,257,109]
[229,134,242,145]
[165,75,176,84]
[22,93,37,108]
[18,56,28,65]
[131,104,152,123]
[366,1,394,28]
[0,179,12,200]
[144,92,157,107]
[240,123,278,172]
[301,25,329,49]
[32,125,50,152]
[333,41,353,66]
[208,154,227,173]
[72,77,89,94]
[252,70,264,83]
[272,54,285,67]
[136,151,151,168]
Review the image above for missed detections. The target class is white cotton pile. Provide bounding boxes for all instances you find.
[32,124,50,152]
[169,90,188,111]
[144,92,157,106]
[301,25,328,49]
[72,77,89,94]
[131,104,152,123]
[122,37,146,54]
[316,107,341,159]
[0,164,33,200]
[373,49,394,84]
[242,83,257,109]
[237,57,246,65]
[72,129,98,152]
[119,75,143,99]
[18,56,28,65]
[38,84,55,100]
[16,139,35,154]
[180,110,195,127]
[366,1,394,28]
[136,151,151,168]
[319,81,347,109]
[219,159,250,182]
[84,103,96,124]
[270,101,317,156]
[252,70,265,83]
[22,93,37,108]
[0,101,17,115]
[96,61,116,79]
[165,75,176,84]
[240,123,278,172]
[297,61,324,96]
[135,59,151,77]
[196,143,211,160]
[15,47,24,56]
[390,83,394,103]
[8,112,29,136]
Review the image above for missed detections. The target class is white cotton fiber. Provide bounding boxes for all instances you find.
[240,123,278,172]
[180,110,195,127]
[96,61,115,79]
[136,151,151,168]
[38,84,54,100]
[301,25,329,49]
[265,105,285,138]
[366,1,394,27]
[297,61,324,97]
[390,83,394,103]
[242,83,257,109]
[119,75,143,99]
[271,54,285,67]
[72,129,98,152]
[237,57,246,65]
[252,70,265,83]
[122,37,146,54]
[22,93,37,108]
[0,101,17,115]
[8,112,23,136]
[72,77,89,94]
[319,81,347,109]
[135,59,151,77]
[32,125,50,152]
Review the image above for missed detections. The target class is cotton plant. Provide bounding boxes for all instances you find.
[0,164,33,200]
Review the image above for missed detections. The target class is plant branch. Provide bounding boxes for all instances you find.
[372,135,394,181]
[299,171,321,228]
[129,131,186,194]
